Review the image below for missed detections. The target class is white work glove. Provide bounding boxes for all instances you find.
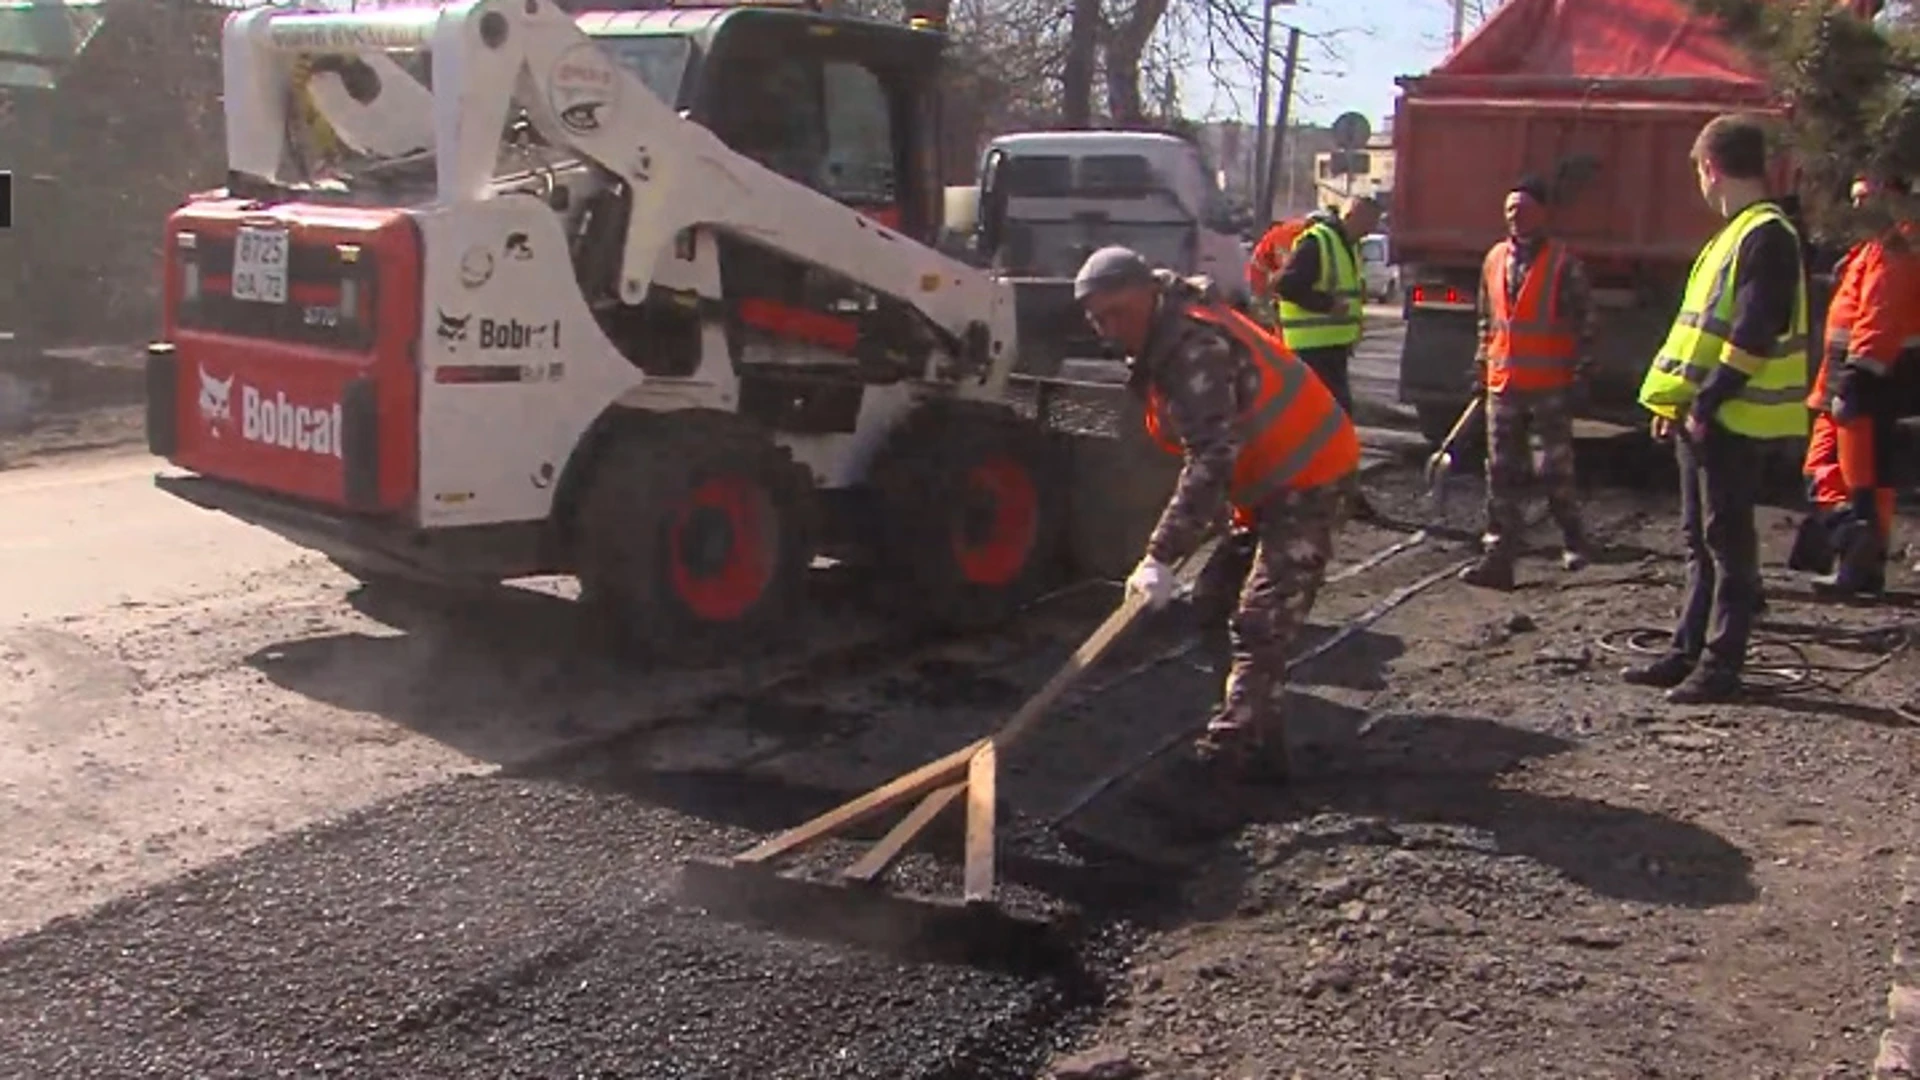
[1125,556,1176,611]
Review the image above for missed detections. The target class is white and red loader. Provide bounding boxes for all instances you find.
[149,0,1074,662]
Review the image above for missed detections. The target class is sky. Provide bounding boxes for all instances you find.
[1180,0,1468,132]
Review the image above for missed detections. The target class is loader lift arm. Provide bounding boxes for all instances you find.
[221,0,1014,386]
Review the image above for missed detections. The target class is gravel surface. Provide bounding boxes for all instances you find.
[2,435,1916,1079]
[0,551,893,938]
[0,776,1126,1080]
[1052,461,1920,1079]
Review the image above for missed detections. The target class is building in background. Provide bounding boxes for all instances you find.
[1311,117,1393,206]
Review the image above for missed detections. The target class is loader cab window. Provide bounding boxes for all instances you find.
[727,55,828,187]
[599,34,694,108]
[819,60,895,208]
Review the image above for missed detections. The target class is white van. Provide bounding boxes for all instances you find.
[1359,232,1398,303]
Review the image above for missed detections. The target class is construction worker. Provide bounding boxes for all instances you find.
[1074,246,1359,779]
[1275,194,1382,519]
[1629,114,1809,704]
[1246,213,1314,320]
[1459,177,1598,590]
[1787,173,1918,596]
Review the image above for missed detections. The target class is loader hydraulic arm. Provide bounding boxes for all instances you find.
[223,0,1016,384]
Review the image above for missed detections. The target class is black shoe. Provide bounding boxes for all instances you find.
[1350,494,1385,523]
[1786,514,1836,574]
[1814,567,1887,598]
[1622,652,1694,689]
[1666,667,1741,704]
[1458,553,1516,590]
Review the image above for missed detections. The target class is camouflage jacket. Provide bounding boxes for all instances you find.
[1130,271,1264,564]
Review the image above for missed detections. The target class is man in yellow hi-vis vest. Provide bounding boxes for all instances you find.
[1627,114,1809,705]
[1275,194,1382,517]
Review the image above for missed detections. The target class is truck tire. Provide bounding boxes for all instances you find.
[866,401,1067,631]
[575,412,816,664]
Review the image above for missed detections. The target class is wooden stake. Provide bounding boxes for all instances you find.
[840,782,965,884]
[963,742,998,903]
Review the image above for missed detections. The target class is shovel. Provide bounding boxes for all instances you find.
[1423,396,1485,507]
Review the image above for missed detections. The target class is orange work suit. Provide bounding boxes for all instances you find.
[1803,227,1920,555]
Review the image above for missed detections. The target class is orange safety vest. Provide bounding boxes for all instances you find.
[1482,238,1579,393]
[1142,302,1360,516]
[1249,219,1307,292]
[1807,232,1920,412]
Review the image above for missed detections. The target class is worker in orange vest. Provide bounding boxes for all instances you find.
[1246,213,1320,321]
[1459,177,1599,590]
[1787,173,1920,596]
[1074,245,1360,781]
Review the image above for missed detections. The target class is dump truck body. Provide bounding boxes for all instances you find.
[1390,0,1788,446]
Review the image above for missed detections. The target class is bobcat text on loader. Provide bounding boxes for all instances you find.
[147,0,1073,664]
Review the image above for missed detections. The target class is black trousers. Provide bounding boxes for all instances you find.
[1670,424,1762,674]
[1296,344,1356,418]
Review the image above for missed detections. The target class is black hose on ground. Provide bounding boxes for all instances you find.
[1593,620,1915,714]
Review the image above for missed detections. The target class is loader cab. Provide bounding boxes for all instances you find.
[590,8,946,244]
[585,9,949,374]
[690,8,946,244]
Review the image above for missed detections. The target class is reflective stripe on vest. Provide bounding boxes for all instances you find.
[1823,329,1899,377]
[1277,222,1364,351]
[1143,304,1360,510]
[1484,239,1579,392]
[1638,201,1810,439]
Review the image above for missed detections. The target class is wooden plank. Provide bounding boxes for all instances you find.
[962,742,998,904]
[840,783,965,884]
[732,738,984,865]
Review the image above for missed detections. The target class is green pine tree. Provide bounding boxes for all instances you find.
[1688,0,1920,234]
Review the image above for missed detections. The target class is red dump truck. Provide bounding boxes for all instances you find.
[1391,0,1793,448]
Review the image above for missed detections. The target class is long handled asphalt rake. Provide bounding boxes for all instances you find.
[676,544,1213,966]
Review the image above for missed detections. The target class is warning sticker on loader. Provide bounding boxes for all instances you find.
[548,43,620,136]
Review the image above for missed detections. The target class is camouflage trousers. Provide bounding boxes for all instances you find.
[1484,388,1585,554]
[1204,473,1356,750]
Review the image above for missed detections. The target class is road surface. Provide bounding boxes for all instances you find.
[1355,302,1409,419]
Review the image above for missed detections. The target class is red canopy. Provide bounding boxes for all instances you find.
[1434,0,1767,86]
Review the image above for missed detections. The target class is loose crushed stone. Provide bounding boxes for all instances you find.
[0,777,1126,1080]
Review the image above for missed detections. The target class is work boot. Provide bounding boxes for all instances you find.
[1192,723,1287,785]
[1621,651,1694,689]
[1350,492,1385,524]
[1786,513,1836,574]
[1814,520,1887,598]
[1458,551,1515,590]
[1666,666,1741,705]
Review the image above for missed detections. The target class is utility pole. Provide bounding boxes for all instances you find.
[1451,0,1467,49]
[1259,26,1302,223]
[1251,0,1274,205]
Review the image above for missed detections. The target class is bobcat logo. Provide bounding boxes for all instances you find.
[504,232,532,260]
[198,367,234,437]
[559,101,604,133]
[436,309,470,351]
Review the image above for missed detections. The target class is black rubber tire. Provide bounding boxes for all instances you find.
[574,411,815,665]
[866,400,1067,631]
